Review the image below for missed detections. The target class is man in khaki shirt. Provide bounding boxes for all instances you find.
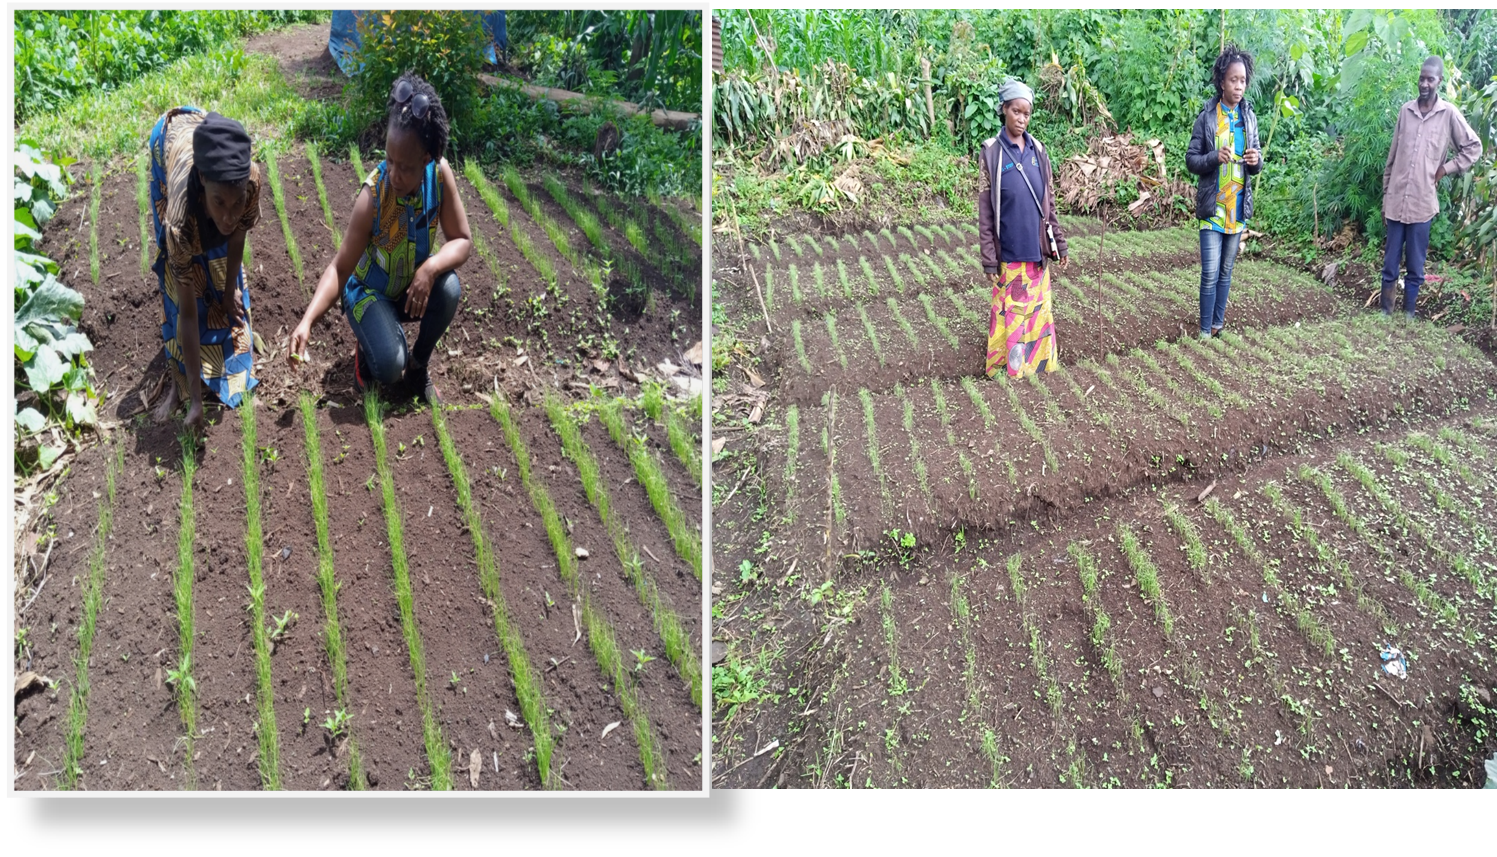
[1381,56,1483,317]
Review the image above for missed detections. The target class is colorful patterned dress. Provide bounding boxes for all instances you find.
[148,106,261,408]
[986,262,1056,379]
[342,158,444,323]
[1201,101,1247,235]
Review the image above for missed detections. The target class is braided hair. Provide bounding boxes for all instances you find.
[386,71,450,160]
[1210,44,1255,98]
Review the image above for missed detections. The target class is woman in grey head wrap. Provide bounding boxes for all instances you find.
[976,78,1068,379]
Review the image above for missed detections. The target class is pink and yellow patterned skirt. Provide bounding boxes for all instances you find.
[986,260,1057,379]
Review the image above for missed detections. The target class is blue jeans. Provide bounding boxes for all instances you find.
[1199,229,1242,335]
[343,270,461,386]
[1381,218,1432,317]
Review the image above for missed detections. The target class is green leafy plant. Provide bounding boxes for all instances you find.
[322,708,352,739]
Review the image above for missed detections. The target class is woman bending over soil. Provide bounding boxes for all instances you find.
[290,72,472,405]
[976,79,1069,380]
[148,107,262,431]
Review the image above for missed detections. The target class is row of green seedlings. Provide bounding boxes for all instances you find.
[489,393,671,788]
[238,396,283,789]
[1386,434,1497,592]
[878,581,912,777]
[1297,463,1471,645]
[545,396,702,707]
[1063,225,1198,262]
[1338,450,1495,606]
[263,148,306,295]
[647,190,702,247]
[297,393,367,789]
[597,399,702,580]
[305,142,341,251]
[787,282,975,375]
[1115,526,1233,738]
[960,376,1020,490]
[930,379,980,501]
[948,570,1009,787]
[170,434,200,788]
[57,441,122,789]
[1068,543,1151,764]
[823,391,848,526]
[463,159,557,296]
[857,387,896,521]
[365,392,453,789]
[1005,554,1086,787]
[504,164,604,299]
[588,182,692,302]
[642,383,702,486]
[764,245,977,311]
[427,403,556,786]
[749,222,976,263]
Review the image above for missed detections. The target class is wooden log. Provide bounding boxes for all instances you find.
[478,73,700,131]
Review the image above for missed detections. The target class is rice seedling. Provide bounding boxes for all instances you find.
[1068,543,1124,686]
[769,238,782,261]
[136,152,151,278]
[883,255,907,293]
[886,297,920,347]
[859,388,892,516]
[545,398,701,707]
[836,258,854,300]
[902,253,929,287]
[463,160,509,227]
[792,319,812,374]
[543,174,608,256]
[824,312,848,369]
[960,376,997,430]
[663,404,701,486]
[1161,503,1209,584]
[1007,555,1064,720]
[1027,375,1068,429]
[880,583,909,697]
[1162,341,1247,410]
[763,267,776,312]
[896,225,917,248]
[297,394,366,789]
[1114,353,1183,427]
[920,252,946,282]
[786,234,804,256]
[1056,365,1111,431]
[812,261,828,297]
[805,234,822,255]
[996,373,1059,474]
[468,228,508,297]
[88,161,101,284]
[508,217,557,289]
[823,391,847,524]
[929,379,978,501]
[348,143,366,181]
[945,288,983,326]
[263,149,305,292]
[305,141,341,250]
[879,227,896,249]
[171,435,200,788]
[914,224,935,245]
[366,392,452,790]
[58,441,122,790]
[597,400,702,579]
[1207,497,1337,658]
[860,229,879,249]
[843,232,860,250]
[238,396,283,789]
[936,249,962,277]
[1232,604,1314,739]
[789,264,803,304]
[1136,346,1220,419]
[896,385,932,502]
[856,304,886,367]
[490,394,669,788]
[1406,432,1478,486]
[856,256,881,297]
[917,293,960,350]
[1117,526,1173,637]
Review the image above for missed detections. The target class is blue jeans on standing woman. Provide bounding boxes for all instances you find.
[1380,217,1432,318]
[343,270,461,387]
[1199,229,1242,336]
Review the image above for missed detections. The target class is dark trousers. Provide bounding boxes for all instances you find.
[344,270,461,386]
[1381,218,1432,317]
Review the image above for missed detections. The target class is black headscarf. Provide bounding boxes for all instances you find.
[192,112,252,184]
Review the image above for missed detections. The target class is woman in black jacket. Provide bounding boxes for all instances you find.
[1185,45,1262,340]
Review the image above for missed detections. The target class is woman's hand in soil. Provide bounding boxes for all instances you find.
[404,264,435,319]
[288,320,312,366]
[1217,145,1235,165]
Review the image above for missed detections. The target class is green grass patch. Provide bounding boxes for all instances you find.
[58,441,122,790]
[297,393,366,789]
[305,142,341,251]
[597,400,702,580]
[366,392,452,790]
[427,404,557,785]
[264,149,305,292]
[490,394,669,788]
[238,397,283,789]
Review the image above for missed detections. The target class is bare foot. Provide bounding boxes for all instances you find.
[152,380,180,423]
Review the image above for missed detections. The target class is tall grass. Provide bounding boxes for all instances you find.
[597,400,701,579]
[305,141,341,250]
[545,397,701,707]
[429,403,556,786]
[238,396,282,789]
[58,441,122,790]
[490,393,669,788]
[264,149,305,292]
[297,393,365,789]
[365,392,452,790]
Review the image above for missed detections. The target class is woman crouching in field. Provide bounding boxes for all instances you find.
[148,108,262,431]
[289,72,472,405]
[977,79,1068,380]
